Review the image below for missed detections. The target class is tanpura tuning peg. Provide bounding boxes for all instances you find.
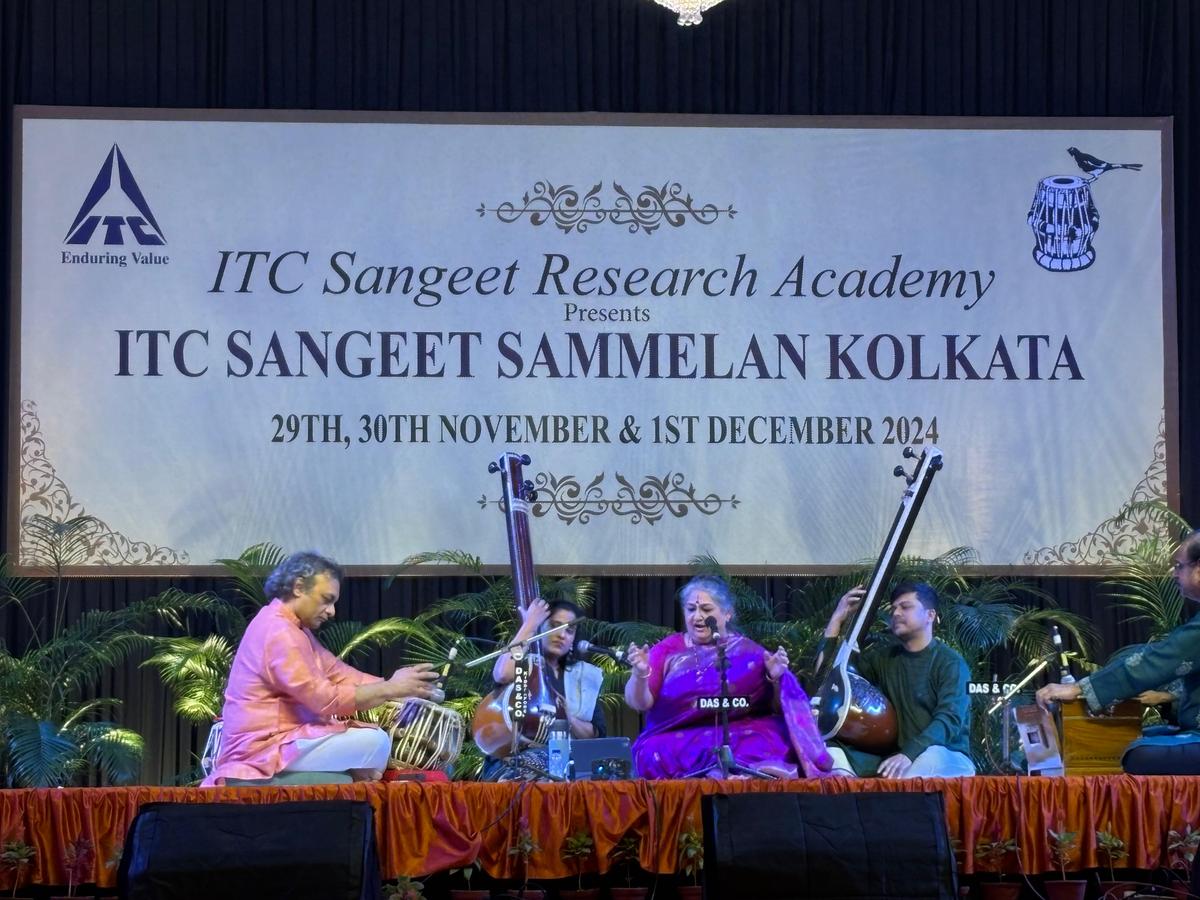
[522,480,538,502]
[520,453,532,465]
[902,447,918,460]
[488,461,501,474]
[893,465,907,479]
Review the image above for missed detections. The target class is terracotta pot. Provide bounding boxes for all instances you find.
[494,891,544,900]
[610,888,649,900]
[1042,881,1087,900]
[979,882,1022,900]
[677,886,703,900]
[450,891,491,900]
[560,891,601,900]
[1096,881,1138,899]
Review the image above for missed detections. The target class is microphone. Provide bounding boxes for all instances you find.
[575,639,630,666]
[1051,625,1075,684]
[436,646,459,688]
[704,615,724,641]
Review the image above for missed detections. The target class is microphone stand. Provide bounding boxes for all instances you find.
[713,633,775,780]
[464,620,575,668]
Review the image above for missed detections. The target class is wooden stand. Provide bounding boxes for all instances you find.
[1059,699,1144,775]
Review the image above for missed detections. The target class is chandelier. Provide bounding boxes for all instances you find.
[652,0,728,26]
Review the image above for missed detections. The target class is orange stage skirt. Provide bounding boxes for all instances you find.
[0,775,1196,888]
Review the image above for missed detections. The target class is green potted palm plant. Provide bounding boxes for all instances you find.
[973,833,1020,900]
[0,841,36,900]
[561,830,598,900]
[676,822,703,900]
[608,833,647,900]
[1044,827,1085,900]
[0,518,231,788]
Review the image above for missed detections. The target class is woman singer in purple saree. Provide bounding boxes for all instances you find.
[625,576,833,779]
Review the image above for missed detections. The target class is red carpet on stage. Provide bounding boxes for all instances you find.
[0,775,1195,889]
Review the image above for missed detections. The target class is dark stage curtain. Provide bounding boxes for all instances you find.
[0,0,1197,784]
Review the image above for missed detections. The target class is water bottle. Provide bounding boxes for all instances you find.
[547,718,570,780]
[1051,625,1076,684]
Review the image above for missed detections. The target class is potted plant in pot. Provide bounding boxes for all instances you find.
[1095,826,1134,899]
[677,822,703,900]
[49,836,94,900]
[609,833,647,900]
[1044,828,1085,900]
[561,830,599,900]
[1,841,36,900]
[974,833,1020,900]
[449,859,488,900]
[382,876,425,900]
[1166,825,1200,899]
[501,816,543,900]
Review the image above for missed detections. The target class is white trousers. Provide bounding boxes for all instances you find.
[826,743,976,778]
[283,727,391,773]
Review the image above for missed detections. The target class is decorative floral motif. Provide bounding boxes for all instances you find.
[478,180,735,235]
[479,471,737,525]
[1023,414,1168,565]
[1123,651,1145,670]
[19,399,189,566]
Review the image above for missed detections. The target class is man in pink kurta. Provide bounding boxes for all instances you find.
[204,551,440,786]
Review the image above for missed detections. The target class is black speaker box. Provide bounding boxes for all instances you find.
[118,799,381,900]
[701,791,957,900]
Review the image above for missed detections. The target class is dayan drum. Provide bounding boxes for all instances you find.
[383,698,465,770]
[1027,174,1100,272]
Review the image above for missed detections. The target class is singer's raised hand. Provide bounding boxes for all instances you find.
[626,643,651,679]
[764,646,790,682]
[1035,680,1081,711]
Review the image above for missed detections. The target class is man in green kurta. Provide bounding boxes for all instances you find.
[821,581,975,778]
[1037,530,1200,775]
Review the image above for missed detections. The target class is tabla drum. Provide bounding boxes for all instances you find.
[1027,174,1100,272]
[383,698,465,770]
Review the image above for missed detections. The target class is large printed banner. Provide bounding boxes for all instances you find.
[10,110,1173,572]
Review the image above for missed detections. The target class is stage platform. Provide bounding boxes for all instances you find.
[0,775,1195,889]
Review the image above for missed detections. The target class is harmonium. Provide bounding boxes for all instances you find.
[1059,698,1145,775]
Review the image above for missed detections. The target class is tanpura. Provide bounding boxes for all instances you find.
[809,446,943,754]
[471,452,562,757]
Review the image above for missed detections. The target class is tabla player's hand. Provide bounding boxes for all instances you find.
[878,752,912,779]
[1034,681,1081,711]
[389,663,440,699]
[764,646,790,682]
[626,643,651,679]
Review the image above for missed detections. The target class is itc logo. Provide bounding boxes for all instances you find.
[64,144,166,246]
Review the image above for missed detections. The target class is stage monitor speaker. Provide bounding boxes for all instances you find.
[701,791,957,900]
[118,799,381,900]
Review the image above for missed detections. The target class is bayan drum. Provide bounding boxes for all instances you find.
[1027,174,1100,271]
[383,697,465,771]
